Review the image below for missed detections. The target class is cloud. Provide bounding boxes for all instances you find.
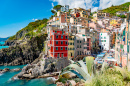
[99,0,130,10]
[51,0,129,12]
[32,18,38,21]
[52,3,54,7]
[91,7,98,12]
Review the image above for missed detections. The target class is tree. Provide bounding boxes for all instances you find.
[51,10,56,14]
[69,9,72,12]
[53,5,62,12]
[117,15,126,18]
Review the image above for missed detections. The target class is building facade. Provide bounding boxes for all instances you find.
[99,32,110,50]
[48,29,68,58]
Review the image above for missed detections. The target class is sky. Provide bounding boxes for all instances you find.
[0,0,129,38]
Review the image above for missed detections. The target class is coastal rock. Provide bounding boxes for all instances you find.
[3,68,10,72]
[10,68,21,72]
[0,34,47,66]
[22,74,35,79]
[15,58,70,80]
[56,82,64,86]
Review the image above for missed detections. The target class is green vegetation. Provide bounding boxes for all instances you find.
[8,35,16,40]
[85,68,130,86]
[85,57,94,75]
[51,10,56,14]
[101,2,130,16]
[117,15,127,18]
[8,18,48,40]
[53,5,62,12]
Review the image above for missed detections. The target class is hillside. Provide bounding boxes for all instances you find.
[0,18,48,66]
[8,18,48,41]
[101,2,130,16]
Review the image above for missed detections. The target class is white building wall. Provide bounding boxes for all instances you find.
[99,33,110,50]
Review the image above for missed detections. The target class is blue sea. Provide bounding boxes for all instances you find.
[0,42,9,49]
[0,42,56,86]
[0,65,56,86]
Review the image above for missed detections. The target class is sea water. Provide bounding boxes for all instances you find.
[0,42,9,49]
[0,65,56,86]
[0,42,56,86]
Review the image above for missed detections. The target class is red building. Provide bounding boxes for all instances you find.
[48,29,68,58]
[74,12,80,17]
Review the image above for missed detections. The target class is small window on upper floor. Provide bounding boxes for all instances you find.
[65,36,68,39]
[56,41,58,44]
[65,47,67,50]
[65,41,68,45]
[61,41,63,45]
[61,36,63,39]
[56,35,58,39]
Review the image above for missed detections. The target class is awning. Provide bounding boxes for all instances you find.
[106,59,117,62]
[97,54,105,58]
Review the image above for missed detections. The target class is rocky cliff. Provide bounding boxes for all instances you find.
[14,58,70,80]
[0,34,47,66]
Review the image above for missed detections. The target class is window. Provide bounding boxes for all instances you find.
[68,48,69,50]
[55,31,57,33]
[77,45,79,48]
[65,36,67,39]
[61,36,63,39]
[101,37,102,39]
[71,53,72,57]
[61,47,63,50]
[87,47,89,50]
[65,41,68,45]
[56,41,58,44]
[65,47,67,50]
[70,48,72,50]
[57,53,60,57]
[80,45,81,48]
[78,51,79,55]
[80,51,81,55]
[87,43,89,46]
[73,43,74,45]
[104,37,106,39]
[51,36,52,40]
[101,40,103,42]
[79,30,81,32]
[61,41,63,45]
[104,40,106,42]
[61,53,64,58]
[70,43,72,45]
[56,47,58,50]
[83,38,85,42]
[80,41,81,43]
[77,40,79,43]
[56,35,58,39]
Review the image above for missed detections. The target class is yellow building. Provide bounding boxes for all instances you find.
[68,35,75,59]
[79,10,88,18]
[110,19,118,26]
[72,7,89,19]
